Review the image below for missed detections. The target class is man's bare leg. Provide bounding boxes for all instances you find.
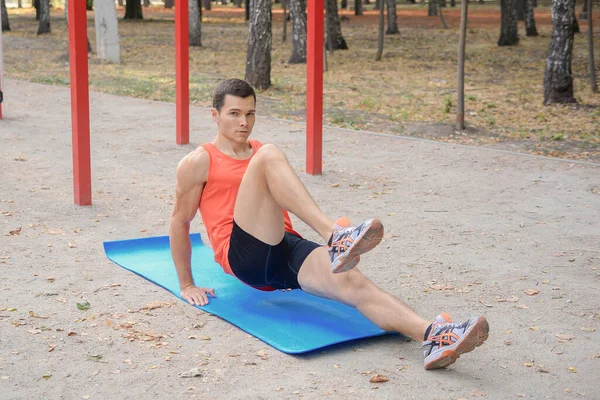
[233,144,336,244]
[298,247,431,340]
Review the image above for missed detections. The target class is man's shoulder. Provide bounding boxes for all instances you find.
[177,146,210,184]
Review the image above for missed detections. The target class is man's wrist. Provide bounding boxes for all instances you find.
[180,282,195,291]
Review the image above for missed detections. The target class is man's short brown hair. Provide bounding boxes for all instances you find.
[212,79,256,113]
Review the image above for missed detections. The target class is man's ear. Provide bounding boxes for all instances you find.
[210,108,219,124]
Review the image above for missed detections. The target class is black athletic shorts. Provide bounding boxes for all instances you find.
[228,220,321,291]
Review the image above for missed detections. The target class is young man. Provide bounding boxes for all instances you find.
[169,78,489,370]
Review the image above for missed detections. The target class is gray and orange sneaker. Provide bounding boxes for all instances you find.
[327,217,384,273]
[423,315,489,370]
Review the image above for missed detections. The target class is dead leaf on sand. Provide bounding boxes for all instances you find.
[330,183,340,187]
[179,367,202,378]
[7,227,22,236]
[46,228,65,235]
[555,334,576,341]
[142,301,175,311]
[256,350,268,360]
[580,326,596,332]
[471,389,486,397]
[14,154,26,162]
[429,284,455,291]
[496,296,519,303]
[525,289,540,296]
[369,374,389,383]
[28,311,49,319]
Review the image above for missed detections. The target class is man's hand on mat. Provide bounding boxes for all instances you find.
[181,285,215,306]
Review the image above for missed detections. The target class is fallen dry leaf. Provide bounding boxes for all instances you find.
[14,154,26,161]
[68,242,76,248]
[67,331,77,336]
[580,326,596,332]
[330,183,340,187]
[471,389,486,397]
[46,228,65,235]
[28,311,49,319]
[555,334,576,341]
[524,289,540,296]
[8,227,22,236]
[369,374,389,383]
[256,349,268,360]
[179,367,202,378]
[429,284,455,291]
[48,344,56,352]
[496,296,519,303]
[142,301,175,311]
[568,366,577,373]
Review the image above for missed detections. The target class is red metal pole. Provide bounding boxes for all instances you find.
[306,0,324,175]
[68,0,92,205]
[175,0,190,145]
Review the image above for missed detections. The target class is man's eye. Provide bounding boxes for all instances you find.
[231,112,238,116]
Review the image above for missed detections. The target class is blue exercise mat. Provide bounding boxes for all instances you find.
[103,234,390,354]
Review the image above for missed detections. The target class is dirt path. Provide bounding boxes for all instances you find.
[0,79,599,399]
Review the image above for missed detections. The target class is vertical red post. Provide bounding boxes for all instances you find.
[68,0,92,205]
[306,0,324,175]
[175,0,190,145]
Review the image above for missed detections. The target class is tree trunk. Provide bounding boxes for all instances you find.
[543,0,576,104]
[439,0,448,28]
[325,0,348,50]
[189,0,202,46]
[498,0,518,46]
[373,0,381,10]
[517,0,526,21]
[586,0,597,92]
[1,0,10,32]
[525,0,538,36]
[457,0,468,130]
[288,0,307,63]
[375,0,384,60]
[282,0,287,42]
[245,0,249,20]
[37,0,51,34]
[572,7,579,32]
[144,0,150,7]
[118,0,124,7]
[355,0,362,15]
[341,0,347,8]
[94,0,121,62]
[18,0,22,8]
[35,0,40,20]
[386,0,398,34]
[165,0,174,8]
[124,0,144,19]
[246,0,271,89]
[428,0,437,16]
[450,0,455,6]
[580,0,588,20]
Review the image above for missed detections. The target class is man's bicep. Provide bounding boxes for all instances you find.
[172,153,208,224]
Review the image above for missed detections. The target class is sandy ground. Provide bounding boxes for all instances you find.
[0,79,599,399]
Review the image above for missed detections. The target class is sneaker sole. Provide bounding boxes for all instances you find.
[424,316,489,370]
[331,218,384,273]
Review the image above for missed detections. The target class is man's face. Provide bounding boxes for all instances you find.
[211,95,256,144]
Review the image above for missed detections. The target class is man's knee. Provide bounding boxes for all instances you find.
[254,143,287,165]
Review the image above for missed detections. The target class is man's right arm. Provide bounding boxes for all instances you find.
[169,148,215,306]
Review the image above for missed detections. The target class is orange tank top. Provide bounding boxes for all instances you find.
[198,140,299,275]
